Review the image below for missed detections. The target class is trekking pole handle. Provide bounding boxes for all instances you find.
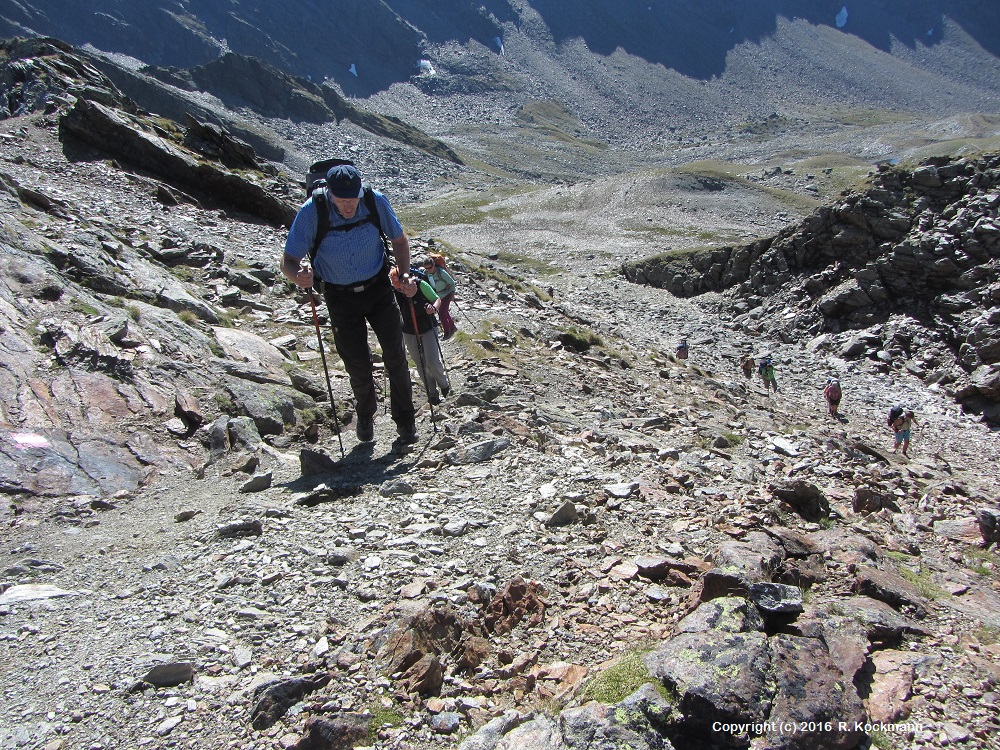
[285,258,314,289]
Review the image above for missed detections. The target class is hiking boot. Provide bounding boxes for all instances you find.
[356,416,375,442]
[441,385,451,398]
[429,395,441,406]
[396,421,418,442]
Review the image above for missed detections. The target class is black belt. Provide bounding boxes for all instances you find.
[325,273,382,293]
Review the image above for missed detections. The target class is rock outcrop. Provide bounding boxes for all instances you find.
[624,153,1000,422]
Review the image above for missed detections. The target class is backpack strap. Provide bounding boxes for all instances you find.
[308,186,390,266]
[362,187,391,255]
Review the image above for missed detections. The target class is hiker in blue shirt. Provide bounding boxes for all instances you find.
[281,164,416,443]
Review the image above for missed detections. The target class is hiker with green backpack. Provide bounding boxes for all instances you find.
[759,356,779,394]
[390,263,451,407]
[421,254,458,339]
[281,162,417,444]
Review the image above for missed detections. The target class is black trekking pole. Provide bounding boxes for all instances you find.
[308,286,345,459]
[431,321,448,377]
[406,298,438,433]
[450,297,474,325]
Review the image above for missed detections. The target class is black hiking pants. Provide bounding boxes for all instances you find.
[324,280,415,427]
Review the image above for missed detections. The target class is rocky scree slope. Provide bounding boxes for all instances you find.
[1,26,1000,750]
[624,154,1000,425]
[5,0,1000,168]
[1,36,462,175]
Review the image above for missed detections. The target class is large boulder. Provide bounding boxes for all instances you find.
[60,98,297,226]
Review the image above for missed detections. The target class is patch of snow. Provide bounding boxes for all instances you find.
[11,433,50,448]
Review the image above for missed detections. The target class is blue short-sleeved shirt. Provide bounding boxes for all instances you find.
[283,189,404,285]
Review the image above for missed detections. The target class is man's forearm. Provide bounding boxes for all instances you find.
[391,235,410,273]
[281,254,301,281]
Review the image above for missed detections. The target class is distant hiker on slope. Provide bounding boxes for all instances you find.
[675,337,689,360]
[891,408,920,456]
[759,356,779,394]
[281,163,416,444]
[740,352,755,380]
[823,377,842,417]
[390,264,451,406]
[422,254,458,339]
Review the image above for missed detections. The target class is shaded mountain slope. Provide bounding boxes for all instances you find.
[2,0,998,95]
[2,0,998,131]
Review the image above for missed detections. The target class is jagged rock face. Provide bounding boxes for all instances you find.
[624,153,1000,422]
[0,37,134,118]
[3,0,999,99]
[59,97,297,226]
[0,0,428,96]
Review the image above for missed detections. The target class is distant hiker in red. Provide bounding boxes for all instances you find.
[422,255,457,339]
[823,377,842,417]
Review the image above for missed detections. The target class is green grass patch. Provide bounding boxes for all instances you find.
[516,99,580,130]
[70,298,101,317]
[168,265,197,282]
[367,703,404,743]
[579,650,673,705]
[214,392,235,413]
[450,322,508,363]
[397,188,530,232]
[674,159,748,180]
[671,160,822,213]
[818,107,916,128]
[974,625,1000,645]
[869,728,896,749]
[178,310,199,325]
[557,325,603,352]
[514,100,607,149]
[621,223,748,247]
[495,249,560,277]
[903,136,1000,163]
[298,406,323,425]
[633,244,724,265]
[963,547,999,578]
[755,183,822,213]
[897,565,946,601]
[470,261,552,302]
